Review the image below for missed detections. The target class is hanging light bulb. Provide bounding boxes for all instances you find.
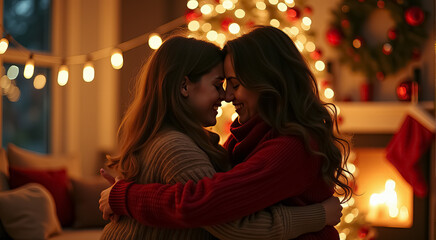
[24,54,35,79]
[148,34,162,50]
[57,65,69,86]
[33,74,46,89]
[111,49,123,69]
[0,36,9,54]
[83,61,95,82]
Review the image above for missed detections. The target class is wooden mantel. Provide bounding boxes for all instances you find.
[335,101,435,134]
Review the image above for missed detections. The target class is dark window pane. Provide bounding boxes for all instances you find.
[2,63,51,153]
[4,0,51,52]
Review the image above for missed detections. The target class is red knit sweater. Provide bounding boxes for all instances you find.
[110,116,338,239]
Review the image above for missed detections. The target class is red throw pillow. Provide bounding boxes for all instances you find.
[8,167,74,227]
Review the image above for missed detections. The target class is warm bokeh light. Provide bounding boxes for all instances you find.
[24,58,35,79]
[217,107,223,118]
[217,33,226,46]
[270,19,280,28]
[201,4,213,15]
[235,9,245,18]
[301,23,311,31]
[33,74,46,89]
[148,34,162,50]
[290,26,299,36]
[0,75,11,89]
[187,0,198,10]
[215,4,226,14]
[7,65,19,80]
[315,60,325,71]
[302,17,312,26]
[324,87,335,99]
[188,20,200,31]
[256,1,266,10]
[297,34,307,44]
[222,0,234,9]
[353,38,362,48]
[202,23,212,32]
[57,65,69,86]
[228,23,240,34]
[83,62,95,82]
[269,0,279,5]
[7,85,20,102]
[111,49,124,69]
[0,38,9,54]
[277,2,287,12]
[206,30,218,41]
[306,41,316,52]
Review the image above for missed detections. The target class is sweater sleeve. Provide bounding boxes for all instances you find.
[110,136,323,228]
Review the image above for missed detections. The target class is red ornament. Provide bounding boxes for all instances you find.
[358,226,370,238]
[377,0,385,8]
[286,8,300,22]
[185,10,201,22]
[341,19,350,28]
[387,28,398,40]
[405,6,425,26]
[310,49,322,60]
[303,6,313,15]
[376,71,385,81]
[326,28,342,46]
[412,48,421,60]
[397,79,418,101]
[245,20,256,29]
[221,17,233,31]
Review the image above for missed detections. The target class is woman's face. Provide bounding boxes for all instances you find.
[224,54,259,125]
[185,63,225,127]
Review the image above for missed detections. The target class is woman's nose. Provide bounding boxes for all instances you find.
[225,88,234,102]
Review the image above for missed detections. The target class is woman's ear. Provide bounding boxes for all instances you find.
[181,76,190,97]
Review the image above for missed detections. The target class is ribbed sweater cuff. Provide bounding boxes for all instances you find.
[109,180,135,216]
[280,204,326,239]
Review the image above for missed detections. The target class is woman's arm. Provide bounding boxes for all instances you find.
[109,136,323,228]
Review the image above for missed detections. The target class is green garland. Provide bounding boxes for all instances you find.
[329,0,428,80]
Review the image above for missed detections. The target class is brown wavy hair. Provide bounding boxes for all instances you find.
[108,36,229,181]
[223,26,353,201]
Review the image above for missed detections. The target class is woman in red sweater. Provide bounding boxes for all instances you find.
[100,26,353,239]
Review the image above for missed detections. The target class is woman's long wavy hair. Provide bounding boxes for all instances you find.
[108,36,229,181]
[224,26,353,201]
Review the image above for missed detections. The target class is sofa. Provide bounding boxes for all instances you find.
[0,144,111,240]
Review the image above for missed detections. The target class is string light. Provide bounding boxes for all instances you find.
[234,9,245,18]
[111,49,124,69]
[148,34,162,50]
[315,60,325,71]
[206,30,218,41]
[256,2,266,10]
[23,55,35,79]
[0,36,9,54]
[324,87,334,99]
[6,65,19,80]
[57,65,69,86]
[228,23,240,34]
[270,19,280,28]
[188,20,200,31]
[33,74,46,89]
[302,17,312,26]
[268,0,279,5]
[277,3,287,12]
[187,0,199,10]
[202,23,212,32]
[201,4,213,15]
[215,5,226,13]
[222,0,234,10]
[83,61,95,82]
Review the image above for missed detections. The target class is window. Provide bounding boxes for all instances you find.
[2,0,52,153]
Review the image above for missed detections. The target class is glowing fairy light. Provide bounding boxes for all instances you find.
[148,34,162,49]
[201,4,213,15]
[202,23,212,32]
[277,2,287,12]
[188,20,200,31]
[256,2,266,10]
[228,23,240,34]
[306,41,316,52]
[324,88,334,99]
[111,49,124,69]
[270,19,280,28]
[315,60,326,71]
[235,9,245,18]
[57,65,69,86]
[215,5,226,13]
[0,37,9,54]
[83,62,95,82]
[187,0,198,10]
[206,31,218,41]
[24,56,35,79]
[33,74,46,89]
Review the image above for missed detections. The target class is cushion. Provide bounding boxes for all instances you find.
[0,148,8,191]
[9,166,74,227]
[0,183,62,240]
[6,143,80,178]
[71,177,111,228]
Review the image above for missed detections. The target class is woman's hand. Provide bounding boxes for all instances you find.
[99,168,120,222]
[321,196,343,226]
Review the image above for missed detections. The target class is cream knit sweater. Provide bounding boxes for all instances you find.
[100,130,325,240]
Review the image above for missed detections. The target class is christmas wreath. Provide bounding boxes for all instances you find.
[327,0,428,81]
